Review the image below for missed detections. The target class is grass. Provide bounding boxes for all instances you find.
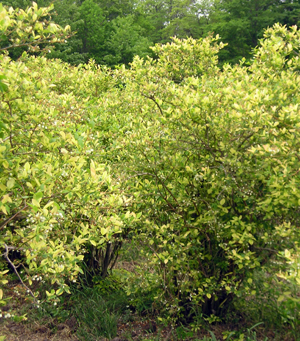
[1,242,299,341]
[71,286,128,340]
[235,268,300,340]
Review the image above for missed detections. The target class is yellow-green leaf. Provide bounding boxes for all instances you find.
[6,178,15,189]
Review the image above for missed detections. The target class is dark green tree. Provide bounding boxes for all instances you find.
[97,0,135,20]
[77,0,106,63]
[161,0,211,40]
[4,0,300,66]
[47,0,86,64]
[103,15,152,66]
[277,0,300,27]
[206,0,300,64]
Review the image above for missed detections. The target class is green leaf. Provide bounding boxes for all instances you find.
[24,162,30,171]
[56,288,64,296]
[33,192,43,203]
[32,198,40,207]
[6,178,15,189]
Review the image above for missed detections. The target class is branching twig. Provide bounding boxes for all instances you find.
[0,245,25,258]
[142,93,164,116]
[163,328,173,341]
[3,244,37,304]
[0,204,28,231]
[253,246,278,253]
[237,132,255,150]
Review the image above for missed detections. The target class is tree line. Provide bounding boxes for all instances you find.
[2,0,300,66]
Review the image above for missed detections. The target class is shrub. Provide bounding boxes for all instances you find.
[0,3,137,304]
[107,24,300,319]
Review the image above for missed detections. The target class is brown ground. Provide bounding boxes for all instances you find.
[0,317,173,341]
[0,320,78,341]
[0,317,281,341]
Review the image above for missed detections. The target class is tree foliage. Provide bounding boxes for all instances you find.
[3,0,300,66]
[206,0,300,63]
[103,15,152,65]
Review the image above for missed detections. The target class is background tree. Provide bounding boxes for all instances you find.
[160,0,210,40]
[103,15,152,65]
[3,0,300,66]
[97,0,136,20]
[206,0,300,63]
[50,0,153,66]
[46,0,85,64]
[76,0,106,64]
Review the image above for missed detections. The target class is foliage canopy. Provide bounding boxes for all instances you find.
[0,3,299,326]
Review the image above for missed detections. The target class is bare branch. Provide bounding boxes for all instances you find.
[3,244,37,304]
[0,204,28,231]
[142,93,164,116]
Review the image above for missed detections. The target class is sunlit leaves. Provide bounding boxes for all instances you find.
[0,19,133,303]
[1,16,300,319]
[0,2,70,54]
[105,24,300,316]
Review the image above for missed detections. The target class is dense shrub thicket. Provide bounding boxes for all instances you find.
[0,3,300,325]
